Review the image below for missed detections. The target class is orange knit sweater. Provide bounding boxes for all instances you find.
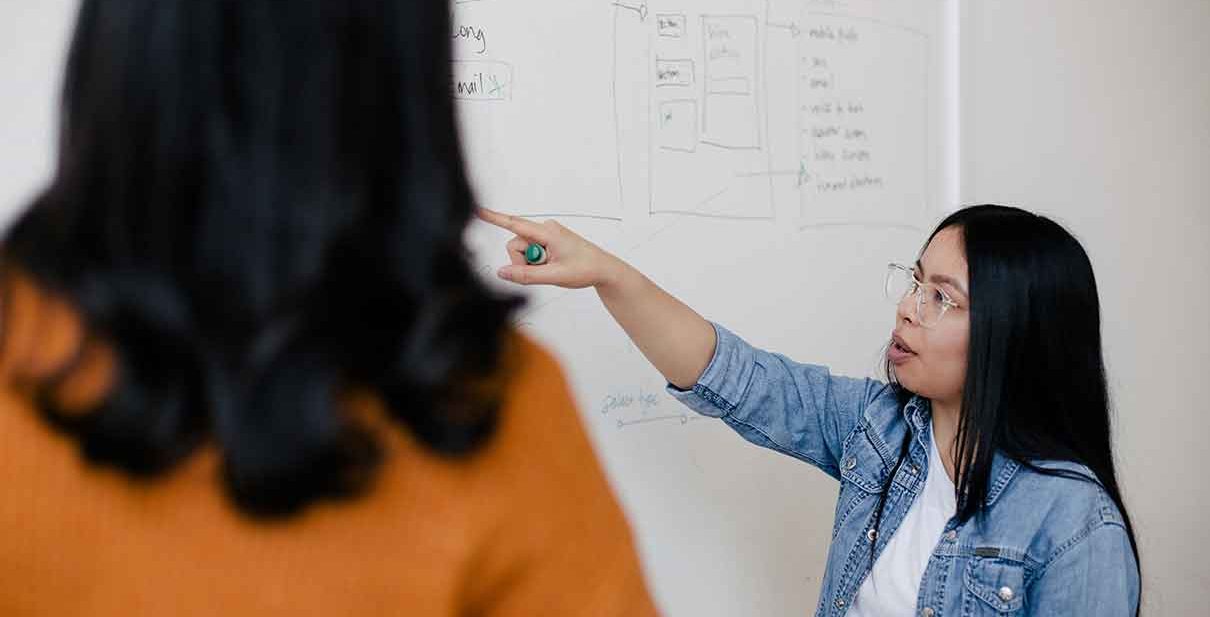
[0,273,659,616]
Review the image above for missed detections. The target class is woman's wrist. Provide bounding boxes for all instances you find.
[595,253,636,294]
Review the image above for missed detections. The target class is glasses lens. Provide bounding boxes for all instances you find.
[919,281,958,326]
[884,265,913,303]
[917,285,948,327]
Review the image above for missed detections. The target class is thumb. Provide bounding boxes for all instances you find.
[496,264,571,286]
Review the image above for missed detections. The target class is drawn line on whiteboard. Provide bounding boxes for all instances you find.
[699,140,763,151]
[612,5,625,219]
[765,20,801,37]
[696,186,730,209]
[736,163,810,187]
[649,186,730,217]
[631,189,727,251]
[612,0,648,21]
[513,213,624,222]
[651,211,771,221]
[734,170,801,177]
[761,1,776,216]
[616,414,707,429]
[636,187,768,252]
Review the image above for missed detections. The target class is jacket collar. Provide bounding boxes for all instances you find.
[902,395,1020,507]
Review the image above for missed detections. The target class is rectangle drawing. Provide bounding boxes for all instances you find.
[451,60,513,101]
[658,100,698,153]
[655,59,695,87]
[637,0,773,219]
[701,15,760,149]
[656,13,687,38]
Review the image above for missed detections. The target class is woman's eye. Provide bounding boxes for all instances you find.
[932,289,946,304]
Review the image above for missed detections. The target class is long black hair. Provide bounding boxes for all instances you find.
[872,205,1140,595]
[0,0,522,517]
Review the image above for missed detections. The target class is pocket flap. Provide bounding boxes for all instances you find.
[963,557,1026,613]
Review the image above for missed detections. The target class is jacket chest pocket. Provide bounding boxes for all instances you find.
[962,557,1026,615]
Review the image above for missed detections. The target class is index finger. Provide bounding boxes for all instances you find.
[476,207,553,244]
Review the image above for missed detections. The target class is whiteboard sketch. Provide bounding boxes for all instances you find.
[616,0,776,219]
[797,10,930,228]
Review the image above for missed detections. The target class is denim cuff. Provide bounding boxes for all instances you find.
[665,322,757,418]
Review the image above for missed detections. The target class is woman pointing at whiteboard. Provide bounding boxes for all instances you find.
[479,205,1141,616]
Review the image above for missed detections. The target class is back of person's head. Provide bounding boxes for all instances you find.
[1,0,522,517]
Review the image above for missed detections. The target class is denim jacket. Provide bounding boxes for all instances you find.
[667,323,1139,617]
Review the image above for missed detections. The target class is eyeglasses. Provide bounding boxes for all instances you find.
[884,263,959,328]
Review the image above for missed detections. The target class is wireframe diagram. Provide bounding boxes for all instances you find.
[615,0,776,219]
[451,0,936,229]
[795,9,931,228]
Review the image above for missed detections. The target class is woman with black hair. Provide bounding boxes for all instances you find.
[0,1,657,615]
[481,203,1141,616]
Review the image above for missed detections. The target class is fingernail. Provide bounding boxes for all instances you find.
[497,267,510,280]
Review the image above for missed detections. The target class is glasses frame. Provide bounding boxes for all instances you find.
[885,262,960,328]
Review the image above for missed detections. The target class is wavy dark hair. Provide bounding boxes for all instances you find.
[0,0,522,518]
[871,205,1140,606]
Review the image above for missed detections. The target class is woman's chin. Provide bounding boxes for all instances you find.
[892,367,923,393]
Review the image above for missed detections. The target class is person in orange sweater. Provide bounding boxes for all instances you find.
[0,1,658,615]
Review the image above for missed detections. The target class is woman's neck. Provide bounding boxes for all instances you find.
[930,397,961,483]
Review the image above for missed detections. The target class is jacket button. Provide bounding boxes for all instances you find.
[921,608,935,617]
[834,598,846,608]
[945,529,958,541]
[909,464,920,475]
[844,457,857,470]
[866,529,878,542]
[998,586,1015,602]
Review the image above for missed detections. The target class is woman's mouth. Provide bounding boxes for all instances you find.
[889,333,916,364]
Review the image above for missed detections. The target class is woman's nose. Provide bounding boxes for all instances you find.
[896,293,917,325]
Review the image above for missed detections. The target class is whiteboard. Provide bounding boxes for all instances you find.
[458,0,955,615]
[0,1,955,615]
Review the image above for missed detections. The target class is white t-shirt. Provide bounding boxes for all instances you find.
[847,422,956,616]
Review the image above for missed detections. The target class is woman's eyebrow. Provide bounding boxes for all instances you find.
[915,260,969,298]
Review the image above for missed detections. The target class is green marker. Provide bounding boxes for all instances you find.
[524,243,547,265]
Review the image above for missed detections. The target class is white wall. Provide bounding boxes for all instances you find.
[961,1,1210,613]
[0,0,76,227]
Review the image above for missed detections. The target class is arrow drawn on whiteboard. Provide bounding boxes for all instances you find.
[616,414,707,429]
[765,20,801,37]
[735,161,811,187]
[612,0,648,21]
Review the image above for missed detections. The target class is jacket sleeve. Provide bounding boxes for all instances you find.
[1027,523,1140,616]
[666,322,888,480]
